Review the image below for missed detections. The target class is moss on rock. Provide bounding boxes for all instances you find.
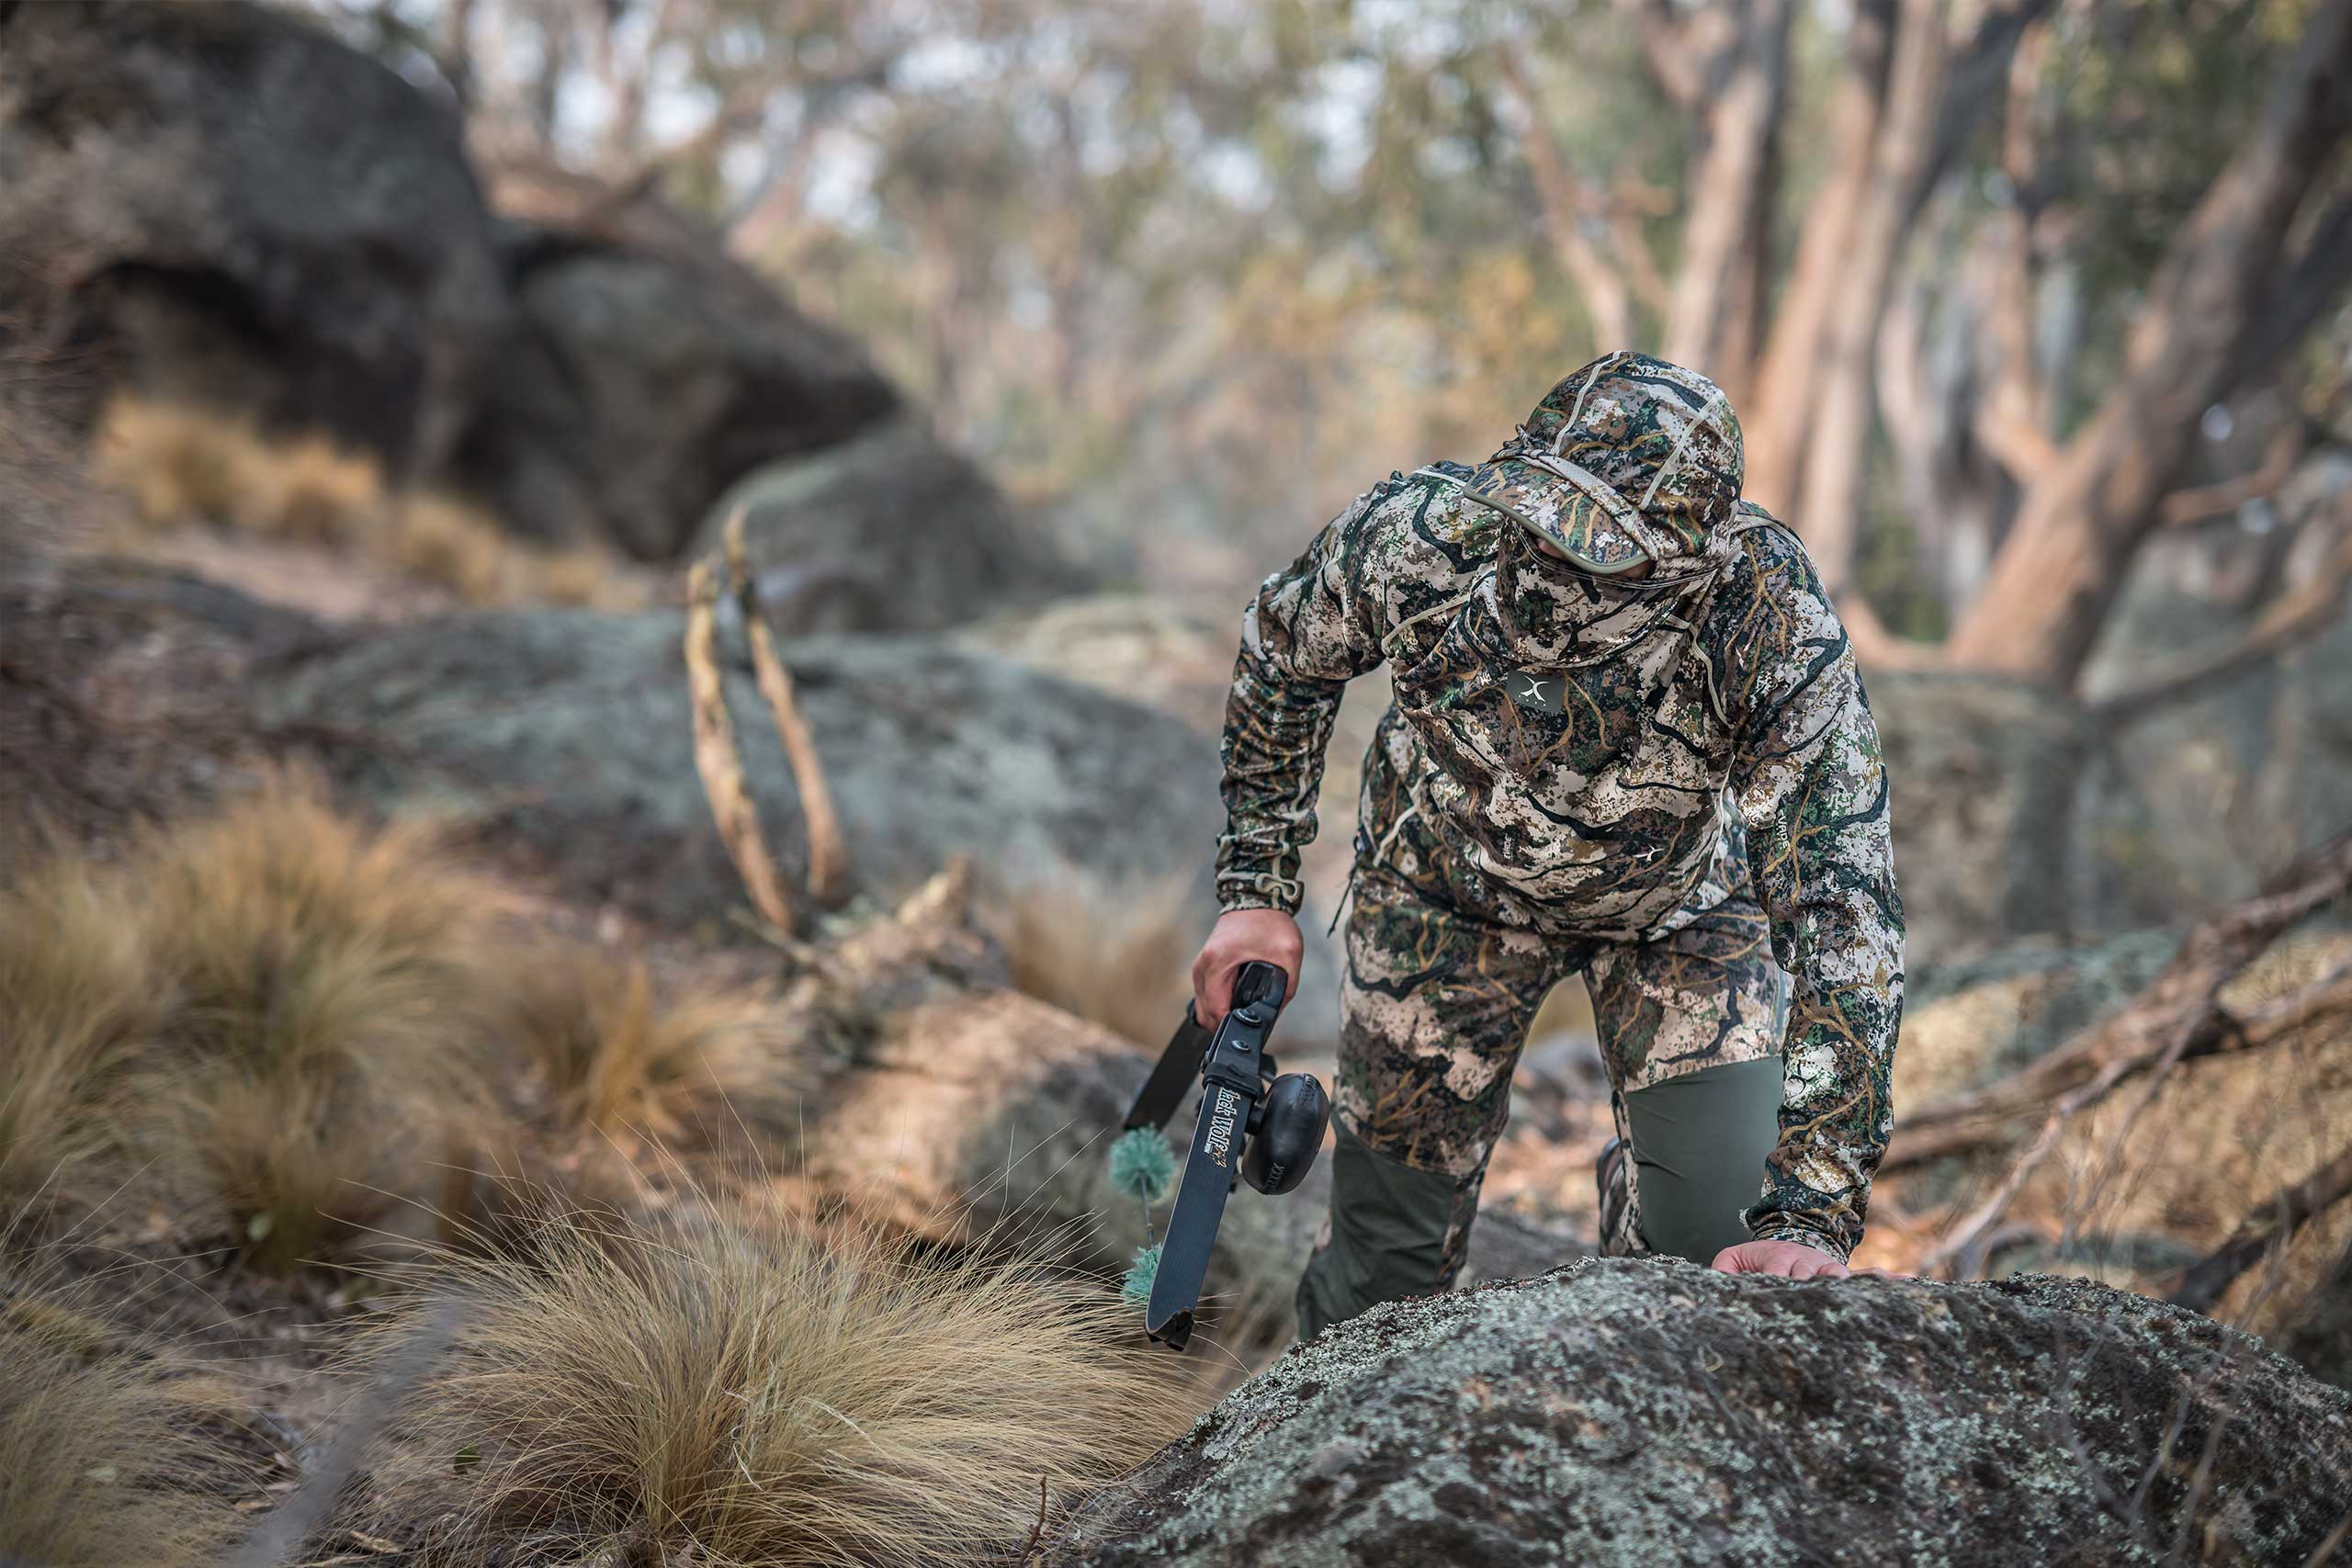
[1047,1258,2352,1567]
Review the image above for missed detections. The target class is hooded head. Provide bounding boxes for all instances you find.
[1458,351,1744,577]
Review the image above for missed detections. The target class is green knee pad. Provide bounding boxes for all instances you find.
[1621,1054,1784,1264]
[1295,1124,1464,1341]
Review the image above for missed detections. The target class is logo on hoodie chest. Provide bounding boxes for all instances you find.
[1506,669,1566,717]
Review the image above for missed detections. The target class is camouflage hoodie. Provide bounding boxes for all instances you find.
[1214,352,1905,1258]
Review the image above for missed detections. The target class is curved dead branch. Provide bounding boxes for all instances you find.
[2167,1139,2352,1314]
[684,557,797,935]
[723,509,850,908]
[1889,830,2352,1173]
[1904,832,2352,1278]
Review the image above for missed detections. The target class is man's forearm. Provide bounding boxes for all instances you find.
[1214,642,1347,915]
[1741,760,1905,1260]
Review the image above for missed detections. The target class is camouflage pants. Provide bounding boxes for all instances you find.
[1297,838,1788,1339]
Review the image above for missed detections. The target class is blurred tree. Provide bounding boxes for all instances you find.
[318,0,2352,683]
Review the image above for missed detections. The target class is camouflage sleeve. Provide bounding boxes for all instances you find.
[1215,491,1390,914]
[1718,525,1905,1260]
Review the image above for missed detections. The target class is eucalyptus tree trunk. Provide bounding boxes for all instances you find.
[1943,0,2352,690]
[1659,0,1794,403]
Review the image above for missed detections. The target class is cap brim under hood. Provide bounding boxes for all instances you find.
[1447,446,1698,577]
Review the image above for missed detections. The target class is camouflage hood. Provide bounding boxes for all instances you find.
[1451,351,1745,580]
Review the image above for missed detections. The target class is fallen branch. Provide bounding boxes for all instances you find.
[2088,505,2352,730]
[2159,426,2307,529]
[2168,1138,2352,1314]
[1889,830,2352,1172]
[221,1296,468,1568]
[724,509,850,908]
[684,557,797,935]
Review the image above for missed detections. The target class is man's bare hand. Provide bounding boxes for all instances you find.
[1711,1239,1849,1280]
[1190,908,1303,1026]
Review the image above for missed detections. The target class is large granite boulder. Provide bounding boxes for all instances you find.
[1047,1258,2352,1566]
[695,412,1083,635]
[457,161,900,561]
[0,0,504,472]
[254,604,1224,934]
[0,3,1069,600]
[956,593,1239,734]
[1866,671,2084,972]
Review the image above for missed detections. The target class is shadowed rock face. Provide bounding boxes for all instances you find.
[0,3,1076,612]
[458,161,904,562]
[0,0,504,470]
[1046,1259,2352,1567]
[695,413,1086,637]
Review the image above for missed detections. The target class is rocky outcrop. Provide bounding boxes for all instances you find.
[253,603,1223,933]
[956,594,1240,734]
[457,160,900,562]
[0,2,1074,611]
[0,0,504,472]
[1046,1259,2352,1567]
[696,413,1083,636]
[1867,671,2085,969]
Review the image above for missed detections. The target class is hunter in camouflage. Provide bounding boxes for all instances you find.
[1197,350,1904,1337]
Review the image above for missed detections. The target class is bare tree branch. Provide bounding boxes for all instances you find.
[1498,51,1637,350]
[1661,0,1794,390]
[684,556,797,937]
[1941,0,2352,687]
[1794,0,1951,598]
[2168,1139,2352,1314]
[1620,0,1713,108]
[1889,833,2352,1172]
[2160,425,2309,528]
[2232,189,2352,389]
[1909,0,2058,223]
[724,510,849,908]
[2088,501,2352,729]
[1742,0,1897,513]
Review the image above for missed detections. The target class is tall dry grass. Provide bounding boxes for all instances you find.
[132,779,509,1268]
[2,779,832,1268]
[372,1208,1182,1567]
[0,1279,251,1567]
[493,945,808,1144]
[91,396,642,609]
[0,777,507,1264]
[0,849,170,1204]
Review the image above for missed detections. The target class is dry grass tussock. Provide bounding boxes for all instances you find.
[92,395,644,609]
[0,1275,251,1567]
[493,944,808,1144]
[0,776,506,1265]
[4,778,826,1268]
[0,847,171,1204]
[997,875,1198,1045]
[372,1206,1184,1568]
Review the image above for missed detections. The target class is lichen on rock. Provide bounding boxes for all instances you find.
[1046,1258,2352,1567]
